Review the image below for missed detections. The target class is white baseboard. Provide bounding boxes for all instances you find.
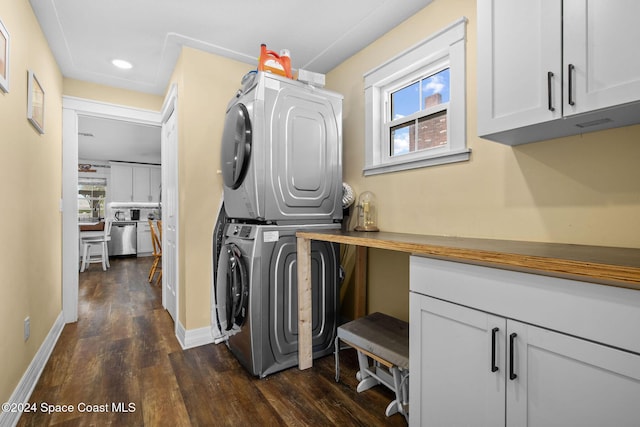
[0,312,65,427]
[175,321,215,350]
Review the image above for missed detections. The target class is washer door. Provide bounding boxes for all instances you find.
[221,103,252,190]
[216,243,249,331]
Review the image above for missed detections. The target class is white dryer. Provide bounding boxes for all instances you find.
[221,72,343,224]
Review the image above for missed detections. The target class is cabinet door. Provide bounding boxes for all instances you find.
[409,293,505,427]
[133,166,151,202]
[149,167,161,202]
[137,222,153,254]
[507,321,640,427]
[110,164,133,202]
[477,0,562,136]
[564,0,640,116]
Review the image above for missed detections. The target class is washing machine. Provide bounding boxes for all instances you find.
[220,71,343,224]
[214,221,341,377]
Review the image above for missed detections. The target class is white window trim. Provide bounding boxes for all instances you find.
[364,17,469,176]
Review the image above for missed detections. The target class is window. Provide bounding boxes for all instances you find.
[390,68,450,156]
[364,18,469,175]
[78,177,107,220]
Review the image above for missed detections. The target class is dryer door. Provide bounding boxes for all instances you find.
[216,243,249,331]
[266,85,342,221]
[221,103,252,190]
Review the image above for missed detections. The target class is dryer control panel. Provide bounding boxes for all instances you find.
[230,224,253,239]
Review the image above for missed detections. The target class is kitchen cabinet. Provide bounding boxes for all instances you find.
[110,162,160,203]
[110,163,134,202]
[137,221,153,255]
[409,256,640,426]
[477,0,640,145]
[133,165,161,202]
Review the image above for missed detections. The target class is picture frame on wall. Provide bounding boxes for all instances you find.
[27,70,45,134]
[0,18,9,93]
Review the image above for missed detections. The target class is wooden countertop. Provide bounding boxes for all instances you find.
[296,230,640,291]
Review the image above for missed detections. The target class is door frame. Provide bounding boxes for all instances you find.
[62,96,161,323]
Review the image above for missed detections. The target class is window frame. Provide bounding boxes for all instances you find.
[364,17,469,176]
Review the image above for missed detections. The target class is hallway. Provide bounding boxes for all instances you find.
[18,257,404,426]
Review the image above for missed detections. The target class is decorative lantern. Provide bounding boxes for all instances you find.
[355,191,379,232]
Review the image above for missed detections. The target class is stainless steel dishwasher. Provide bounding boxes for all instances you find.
[108,221,137,256]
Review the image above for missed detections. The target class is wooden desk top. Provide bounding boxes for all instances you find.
[296,230,640,291]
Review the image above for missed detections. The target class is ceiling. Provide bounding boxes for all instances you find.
[30,0,432,95]
[31,0,432,163]
[78,116,161,164]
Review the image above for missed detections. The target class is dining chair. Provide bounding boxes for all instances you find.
[80,219,112,272]
[148,220,162,285]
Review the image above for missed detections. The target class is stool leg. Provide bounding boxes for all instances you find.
[401,371,409,421]
[385,366,403,417]
[101,242,107,271]
[355,351,380,393]
[80,243,89,272]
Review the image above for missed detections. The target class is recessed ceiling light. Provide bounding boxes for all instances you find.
[112,59,133,70]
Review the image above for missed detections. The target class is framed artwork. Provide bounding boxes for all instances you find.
[27,70,45,134]
[0,18,9,93]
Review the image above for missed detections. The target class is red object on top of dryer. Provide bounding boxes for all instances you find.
[258,44,292,79]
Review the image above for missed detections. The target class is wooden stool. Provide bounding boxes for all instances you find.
[335,312,409,421]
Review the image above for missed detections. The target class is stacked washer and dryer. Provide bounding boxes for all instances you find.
[213,71,344,377]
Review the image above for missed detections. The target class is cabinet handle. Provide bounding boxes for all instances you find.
[547,72,555,112]
[568,64,575,106]
[491,327,499,373]
[509,333,518,380]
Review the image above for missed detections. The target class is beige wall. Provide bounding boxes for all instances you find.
[167,47,253,329]
[63,78,163,111]
[0,0,63,403]
[326,0,640,321]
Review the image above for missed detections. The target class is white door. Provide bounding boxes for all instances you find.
[161,107,178,322]
[563,0,640,117]
[409,294,505,427]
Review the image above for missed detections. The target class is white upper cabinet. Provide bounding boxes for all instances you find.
[478,0,640,145]
[133,166,160,202]
[110,163,134,202]
[477,0,562,136]
[110,162,160,203]
[563,0,640,116]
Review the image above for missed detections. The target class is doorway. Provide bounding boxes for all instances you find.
[62,97,166,324]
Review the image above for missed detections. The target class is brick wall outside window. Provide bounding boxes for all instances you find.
[408,93,448,152]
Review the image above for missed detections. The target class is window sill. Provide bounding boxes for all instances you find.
[363,148,471,176]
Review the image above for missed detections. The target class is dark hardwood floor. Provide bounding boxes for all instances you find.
[18,257,406,426]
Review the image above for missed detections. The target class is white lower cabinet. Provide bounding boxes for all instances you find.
[410,295,504,426]
[410,256,640,427]
[136,221,153,255]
